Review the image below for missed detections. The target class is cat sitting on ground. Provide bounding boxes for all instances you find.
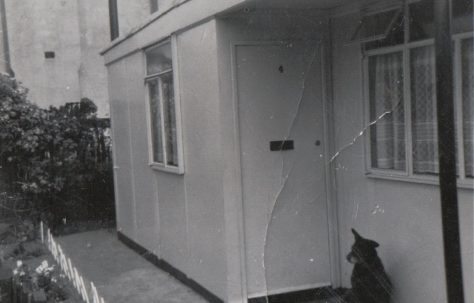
[343,228,392,303]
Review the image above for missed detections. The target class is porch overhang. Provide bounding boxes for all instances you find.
[242,0,354,10]
[100,0,365,64]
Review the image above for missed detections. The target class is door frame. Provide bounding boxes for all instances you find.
[229,40,341,300]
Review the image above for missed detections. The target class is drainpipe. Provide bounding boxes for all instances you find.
[434,1,464,303]
[0,0,13,76]
[108,0,119,40]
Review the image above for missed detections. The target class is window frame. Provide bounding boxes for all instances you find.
[350,6,403,44]
[144,36,185,174]
[362,1,474,187]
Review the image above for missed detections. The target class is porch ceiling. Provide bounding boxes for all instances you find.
[246,0,358,10]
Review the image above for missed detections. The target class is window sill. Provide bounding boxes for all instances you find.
[366,172,474,190]
[149,163,184,175]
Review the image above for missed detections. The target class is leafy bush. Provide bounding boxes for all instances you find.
[0,74,114,228]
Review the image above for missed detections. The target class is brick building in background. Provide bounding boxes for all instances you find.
[0,0,150,117]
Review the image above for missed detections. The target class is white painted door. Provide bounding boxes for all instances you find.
[235,42,331,297]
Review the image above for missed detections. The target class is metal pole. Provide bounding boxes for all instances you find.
[0,0,13,76]
[434,1,465,302]
[108,0,119,41]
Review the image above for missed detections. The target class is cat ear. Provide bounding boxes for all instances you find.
[369,240,380,248]
[351,228,362,239]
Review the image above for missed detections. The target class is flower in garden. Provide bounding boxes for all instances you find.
[36,260,48,272]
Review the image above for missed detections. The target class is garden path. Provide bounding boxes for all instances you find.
[56,229,208,303]
[56,229,344,303]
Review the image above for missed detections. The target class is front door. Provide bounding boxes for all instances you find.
[235,42,331,298]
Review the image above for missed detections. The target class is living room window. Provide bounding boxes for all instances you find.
[364,0,473,184]
[145,38,184,174]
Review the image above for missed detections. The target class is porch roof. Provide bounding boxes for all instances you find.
[100,0,365,63]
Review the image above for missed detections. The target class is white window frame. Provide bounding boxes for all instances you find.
[350,5,403,43]
[144,36,185,174]
[362,1,474,188]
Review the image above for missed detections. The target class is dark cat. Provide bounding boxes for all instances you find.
[344,229,392,303]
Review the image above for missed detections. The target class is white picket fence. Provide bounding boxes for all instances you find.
[40,222,106,303]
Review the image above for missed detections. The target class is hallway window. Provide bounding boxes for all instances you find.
[145,39,183,174]
[365,0,473,183]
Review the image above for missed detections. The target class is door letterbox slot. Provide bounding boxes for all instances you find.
[270,140,294,151]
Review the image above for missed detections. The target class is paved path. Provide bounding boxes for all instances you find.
[56,229,209,303]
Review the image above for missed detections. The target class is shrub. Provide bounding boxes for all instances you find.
[0,74,114,228]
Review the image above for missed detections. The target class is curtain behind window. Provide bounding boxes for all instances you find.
[463,38,474,177]
[411,46,439,174]
[369,52,406,170]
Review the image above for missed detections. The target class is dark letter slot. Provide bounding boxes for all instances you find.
[44,51,55,59]
[270,140,294,151]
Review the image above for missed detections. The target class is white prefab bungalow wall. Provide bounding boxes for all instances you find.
[104,2,474,303]
[108,20,228,299]
[107,13,335,301]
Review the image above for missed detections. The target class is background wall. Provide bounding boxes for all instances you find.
[154,0,188,14]
[331,12,473,303]
[0,0,111,116]
[77,0,110,116]
[5,0,82,110]
[116,0,150,37]
[0,0,151,117]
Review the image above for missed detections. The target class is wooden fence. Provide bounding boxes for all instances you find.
[40,222,106,303]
